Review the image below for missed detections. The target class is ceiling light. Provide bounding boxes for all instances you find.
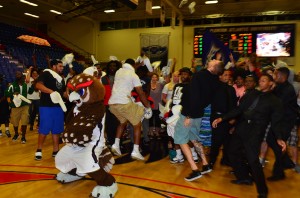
[104,9,115,13]
[50,10,62,15]
[152,6,161,9]
[206,14,223,18]
[263,11,282,15]
[20,0,38,7]
[0,5,3,8]
[24,12,39,18]
[205,0,218,4]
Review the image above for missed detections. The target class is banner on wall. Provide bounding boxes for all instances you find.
[140,33,169,69]
[171,9,176,29]
[146,0,152,15]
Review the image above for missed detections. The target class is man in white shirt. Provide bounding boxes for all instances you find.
[109,58,152,160]
[136,51,153,73]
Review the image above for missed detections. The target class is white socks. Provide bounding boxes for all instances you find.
[133,144,140,153]
[114,138,120,147]
[176,149,183,158]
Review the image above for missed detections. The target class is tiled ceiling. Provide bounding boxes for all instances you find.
[0,0,299,24]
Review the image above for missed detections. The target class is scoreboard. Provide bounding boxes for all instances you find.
[194,24,295,58]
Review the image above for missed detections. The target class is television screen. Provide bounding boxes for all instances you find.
[256,32,292,57]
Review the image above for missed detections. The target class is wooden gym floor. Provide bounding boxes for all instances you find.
[0,127,299,198]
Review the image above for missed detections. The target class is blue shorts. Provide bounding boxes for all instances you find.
[39,107,64,135]
[174,114,202,144]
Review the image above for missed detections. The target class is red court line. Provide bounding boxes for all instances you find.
[0,164,237,198]
[0,164,56,169]
[113,173,237,198]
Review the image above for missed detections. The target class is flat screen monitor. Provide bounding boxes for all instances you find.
[256,32,292,57]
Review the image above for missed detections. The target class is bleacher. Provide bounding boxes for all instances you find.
[0,22,74,82]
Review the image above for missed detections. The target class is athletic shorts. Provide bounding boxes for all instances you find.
[39,107,64,135]
[287,125,299,147]
[10,105,29,127]
[174,114,202,145]
[109,102,144,126]
[55,144,102,176]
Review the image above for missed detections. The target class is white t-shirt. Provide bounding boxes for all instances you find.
[162,83,174,102]
[108,63,142,104]
[27,77,40,100]
[136,55,153,72]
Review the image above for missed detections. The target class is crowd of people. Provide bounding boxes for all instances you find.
[0,51,300,198]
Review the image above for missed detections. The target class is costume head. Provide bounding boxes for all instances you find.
[67,73,105,107]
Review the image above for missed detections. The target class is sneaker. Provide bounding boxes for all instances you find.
[259,157,266,167]
[231,179,253,185]
[52,151,59,157]
[293,164,300,173]
[184,170,202,181]
[111,144,122,156]
[200,165,212,174]
[5,130,11,138]
[193,155,199,163]
[35,152,42,160]
[0,130,2,136]
[267,174,285,181]
[131,151,145,160]
[12,134,19,141]
[170,156,184,164]
[21,137,26,144]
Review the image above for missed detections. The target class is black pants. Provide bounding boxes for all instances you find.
[266,128,294,177]
[105,106,119,146]
[29,99,40,127]
[210,114,231,166]
[229,125,268,194]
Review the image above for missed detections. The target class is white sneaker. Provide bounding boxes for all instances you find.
[111,144,122,156]
[131,151,145,160]
[170,156,184,164]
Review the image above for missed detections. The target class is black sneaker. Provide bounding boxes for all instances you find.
[201,165,212,175]
[52,151,59,157]
[21,137,26,144]
[12,134,19,141]
[5,130,11,138]
[184,170,202,181]
[267,175,285,181]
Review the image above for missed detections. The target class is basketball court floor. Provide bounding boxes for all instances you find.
[0,128,299,198]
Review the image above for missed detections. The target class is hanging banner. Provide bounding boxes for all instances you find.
[171,9,176,29]
[140,33,169,69]
[146,0,152,15]
[160,0,166,24]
